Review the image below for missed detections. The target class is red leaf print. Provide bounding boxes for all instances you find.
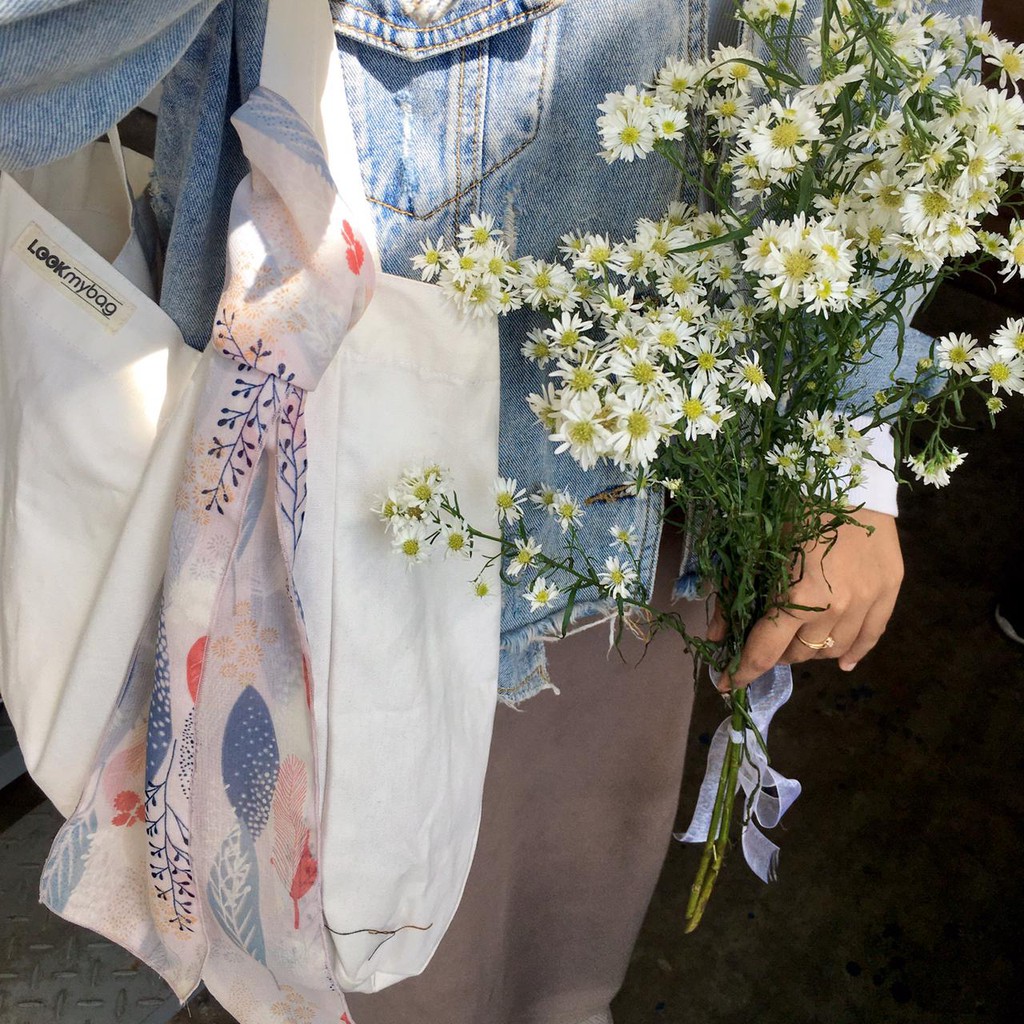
[187,635,208,704]
[112,790,144,827]
[342,220,364,275]
[101,740,145,805]
[271,756,308,888]
[289,829,318,929]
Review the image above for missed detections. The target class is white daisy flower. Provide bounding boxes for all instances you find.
[440,522,472,559]
[517,258,576,308]
[595,284,640,320]
[705,89,754,136]
[900,184,956,239]
[706,44,762,94]
[609,524,640,551]
[992,317,1024,359]
[551,491,585,533]
[373,486,411,529]
[550,352,610,397]
[530,484,558,513]
[645,313,696,364]
[605,389,671,467]
[679,381,728,441]
[997,222,1024,280]
[608,343,664,398]
[544,311,595,353]
[765,442,804,480]
[800,409,839,452]
[653,56,705,108]
[507,536,543,578]
[597,104,657,162]
[598,556,638,599]
[680,335,729,389]
[936,332,979,374]
[402,465,450,511]
[526,382,564,432]
[411,237,447,282]
[743,95,824,171]
[392,520,432,565]
[524,576,561,612]
[904,448,965,487]
[970,348,1024,395]
[550,390,612,470]
[651,102,688,141]
[729,353,775,404]
[986,38,1024,92]
[521,327,555,366]
[457,212,498,247]
[492,476,527,523]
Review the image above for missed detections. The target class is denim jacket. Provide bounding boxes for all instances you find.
[0,0,978,703]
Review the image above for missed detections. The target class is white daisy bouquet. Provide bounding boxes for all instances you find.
[382,0,1024,928]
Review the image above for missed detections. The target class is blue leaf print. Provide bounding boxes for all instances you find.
[146,614,173,783]
[206,823,267,965]
[40,810,98,914]
[235,456,268,562]
[222,686,279,838]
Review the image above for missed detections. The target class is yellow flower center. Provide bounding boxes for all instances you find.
[782,250,814,280]
[569,366,597,391]
[627,410,652,438]
[682,397,706,420]
[632,361,657,385]
[922,190,951,219]
[568,420,596,445]
[770,121,801,150]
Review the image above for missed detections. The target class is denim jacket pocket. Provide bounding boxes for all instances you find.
[332,1,563,223]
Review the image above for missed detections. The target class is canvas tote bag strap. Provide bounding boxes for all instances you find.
[260,0,380,267]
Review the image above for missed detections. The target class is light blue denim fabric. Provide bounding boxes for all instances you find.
[0,0,980,702]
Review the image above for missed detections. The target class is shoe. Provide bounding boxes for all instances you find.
[995,592,1024,645]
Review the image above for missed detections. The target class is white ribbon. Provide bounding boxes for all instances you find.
[675,663,801,883]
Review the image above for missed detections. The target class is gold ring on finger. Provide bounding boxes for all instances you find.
[796,632,835,651]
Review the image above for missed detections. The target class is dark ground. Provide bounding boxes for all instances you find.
[612,283,1024,1024]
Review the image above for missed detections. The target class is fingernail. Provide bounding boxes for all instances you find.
[840,661,857,672]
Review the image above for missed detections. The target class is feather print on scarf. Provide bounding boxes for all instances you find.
[40,84,374,1023]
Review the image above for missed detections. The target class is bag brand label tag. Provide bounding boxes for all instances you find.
[13,223,136,332]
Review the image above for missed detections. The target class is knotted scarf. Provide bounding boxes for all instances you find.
[42,85,373,1024]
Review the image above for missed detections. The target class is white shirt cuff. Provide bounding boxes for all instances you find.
[845,417,898,517]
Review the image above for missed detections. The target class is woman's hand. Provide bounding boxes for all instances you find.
[707,510,904,691]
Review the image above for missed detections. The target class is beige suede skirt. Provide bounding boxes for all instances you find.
[347,534,705,1024]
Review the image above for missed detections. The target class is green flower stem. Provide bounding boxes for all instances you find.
[685,687,749,933]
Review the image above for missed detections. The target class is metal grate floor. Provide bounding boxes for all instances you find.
[0,798,183,1024]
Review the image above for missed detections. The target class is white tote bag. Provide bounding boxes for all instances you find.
[0,132,201,813]
[267,0,502,991]
[4,0,500,996]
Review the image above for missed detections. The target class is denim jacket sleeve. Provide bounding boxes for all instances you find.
[0,0,223,172]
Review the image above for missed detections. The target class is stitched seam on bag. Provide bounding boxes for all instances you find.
[4,283,129,380]
[338,350,498,384]
[336,1,559,41]
[366,15,552,220]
